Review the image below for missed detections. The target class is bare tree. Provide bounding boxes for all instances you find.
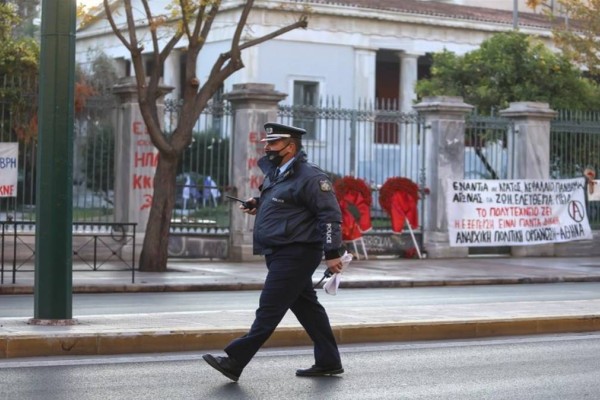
[102,0,308,271]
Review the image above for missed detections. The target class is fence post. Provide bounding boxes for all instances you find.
[111,77,174,261]
[500,102,557,257]
[224,83,287,261]
[414,96,473,258]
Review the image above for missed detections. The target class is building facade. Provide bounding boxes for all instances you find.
[76,0,555,112]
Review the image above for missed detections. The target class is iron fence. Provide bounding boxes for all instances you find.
[164,99,233,233]
[278,99,428,232]
[9,71,600,257]
[1,221,137,284]
[1,75,117,223]
[464,112,516,180]
[551,110,600,227]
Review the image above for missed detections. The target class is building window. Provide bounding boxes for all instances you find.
[144,57,163,79]
[125,60,131,77]
[293,81,318,140]
[375,56,399,144]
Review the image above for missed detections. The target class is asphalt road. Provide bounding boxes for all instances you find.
[2,282,600,318]
[1,334,599,400]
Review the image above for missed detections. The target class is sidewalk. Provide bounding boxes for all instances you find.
[1,256,600,359]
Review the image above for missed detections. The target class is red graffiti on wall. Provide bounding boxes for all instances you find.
[133,121,149,135]
[133,174,153,189]
[140,194,153,211]
[134,152,159,168]
[130,120,157,215]
[248,131,267,143]
[246,131,268,190]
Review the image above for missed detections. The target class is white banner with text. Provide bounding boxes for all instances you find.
[447,178,592,247]
[0,143,18,197]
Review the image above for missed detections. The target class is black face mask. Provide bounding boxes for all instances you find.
[265,150,284,167]
[265,144,289,167]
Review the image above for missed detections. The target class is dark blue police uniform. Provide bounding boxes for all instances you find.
[223,149,344,371]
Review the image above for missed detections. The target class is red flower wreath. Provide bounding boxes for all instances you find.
[378,177,420,233]
[333,176,372,206]
[333,176,373,240]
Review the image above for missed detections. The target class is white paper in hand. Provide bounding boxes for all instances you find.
[323,251,353,295]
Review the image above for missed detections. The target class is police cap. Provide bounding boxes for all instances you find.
[261,122,306,142]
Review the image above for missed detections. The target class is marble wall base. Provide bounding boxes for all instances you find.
[424,231,469,258]
[511,244,555,257]
[555,235,600,257]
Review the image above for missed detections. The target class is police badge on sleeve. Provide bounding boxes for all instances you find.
[319,180,332,192]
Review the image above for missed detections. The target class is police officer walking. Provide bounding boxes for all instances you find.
[203,122,346,382]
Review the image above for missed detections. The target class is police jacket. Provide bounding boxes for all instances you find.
[253,151,344,260]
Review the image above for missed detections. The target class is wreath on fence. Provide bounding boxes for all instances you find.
[378,177,421,233]
[333,176,372,206]
[333,176,373,240]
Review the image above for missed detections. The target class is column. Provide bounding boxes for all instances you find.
[354,47,377,176]
[414,96,473,258]
[163,50,181,99]
[112,77,174,259]
[354,47,377,104]
[224,83,287,261]
[399,52,420,113]
[500,102,557,257]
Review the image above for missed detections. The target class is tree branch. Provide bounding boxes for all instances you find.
[103,0,133,52]
[192,1,211,44]
[196,2,219,51]
[229,0,254,59]
[179,0,192,39]
[218,15,309,66]
[141,0,161,86]
[238,15,308,53]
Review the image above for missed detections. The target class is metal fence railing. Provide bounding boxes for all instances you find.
[164,99,233,233]
[7,70,600,254]
[1,78,117,223]
[0,221,137,284]
[465,112,516,180]
[0,76,38,223]
[551,110,600,227]
[278,99,428,232]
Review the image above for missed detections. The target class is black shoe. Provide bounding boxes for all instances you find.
[202,354,243,382]
[296,365,344,377]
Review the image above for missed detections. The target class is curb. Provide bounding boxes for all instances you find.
[2,315,600,359]
[3,276,600,295]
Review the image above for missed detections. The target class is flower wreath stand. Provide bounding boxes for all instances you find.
[333,176,372,259]
[379,177,423,259]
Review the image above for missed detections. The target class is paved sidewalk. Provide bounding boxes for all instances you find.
[2,256,600,294]
[1,256,600,358]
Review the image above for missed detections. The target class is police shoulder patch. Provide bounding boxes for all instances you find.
[319,179,332,192]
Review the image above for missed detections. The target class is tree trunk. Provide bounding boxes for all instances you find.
[138,155,177,272]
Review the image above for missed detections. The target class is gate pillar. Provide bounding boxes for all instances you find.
[112,77,173,261]
[500,102,557,256]
[415,96,473,258]
[224,83,287,261]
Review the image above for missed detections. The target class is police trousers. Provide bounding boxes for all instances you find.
[224,244,341,369]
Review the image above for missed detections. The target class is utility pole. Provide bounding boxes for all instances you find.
[513,0,519,29]
[31,0,76,323]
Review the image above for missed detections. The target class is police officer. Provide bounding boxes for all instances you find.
[203,122,346,381]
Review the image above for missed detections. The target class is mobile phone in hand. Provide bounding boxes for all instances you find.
[225,195,256,210]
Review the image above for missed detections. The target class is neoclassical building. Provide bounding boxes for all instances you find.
[76,0,554,111]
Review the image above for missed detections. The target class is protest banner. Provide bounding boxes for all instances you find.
[447,178,592,247]
[0,143,18,197]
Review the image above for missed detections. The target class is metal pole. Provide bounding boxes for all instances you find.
[513,0,519,30]
[33,0,76,321]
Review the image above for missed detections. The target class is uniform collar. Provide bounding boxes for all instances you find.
[277,158,295,175]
